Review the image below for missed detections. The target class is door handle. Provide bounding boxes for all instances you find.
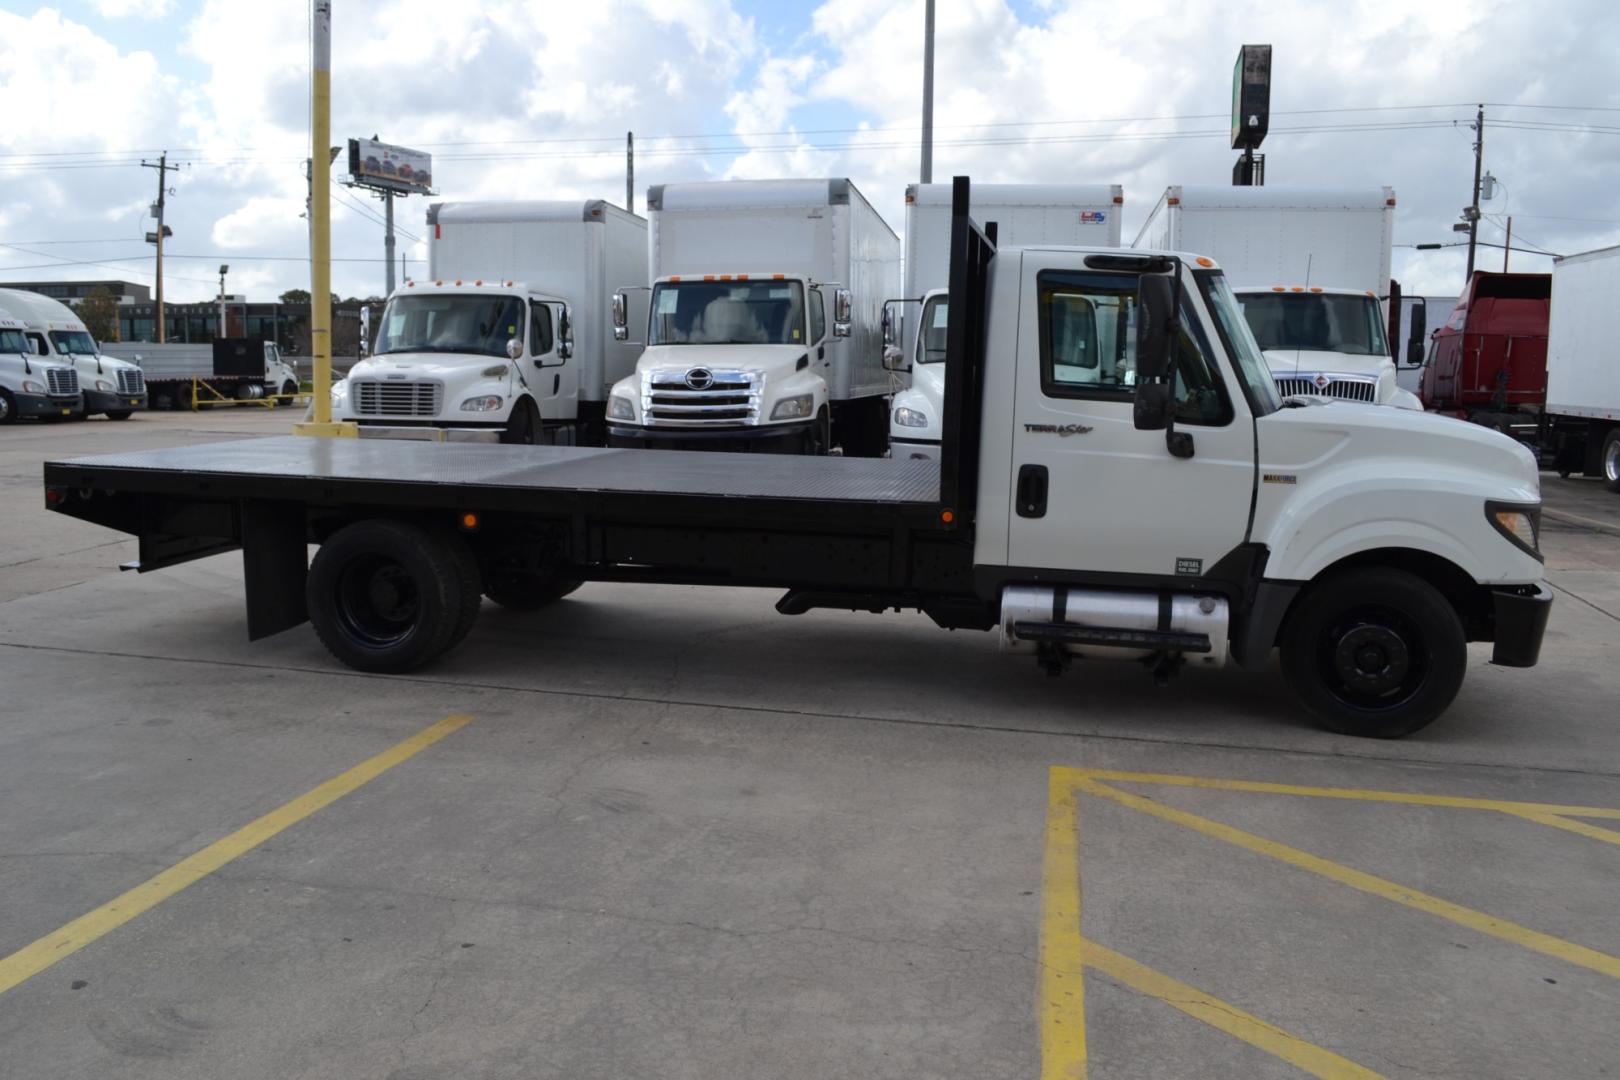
[1016,464,1048,518]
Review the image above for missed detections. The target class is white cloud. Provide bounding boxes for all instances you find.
[93,0,175,18]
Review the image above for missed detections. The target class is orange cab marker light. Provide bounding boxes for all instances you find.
[407,281,416,288]
[737,274,749,281]
[474,279,482,286]
[455,279,463,286]
[435,280,443,286]
[719,274,732,281]
[1113,195,1124,204]
[1311,286,1324,293]
[703,274,716,281]
[1291,286,1306,293]
[460,512,480,531]
[1272,286,1286,292]
[773,274,786,280]
[670,275,682,282]
[1195,256,1214,268]
[905,193,916,203]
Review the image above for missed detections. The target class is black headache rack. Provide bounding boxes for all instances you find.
[41,180,1004,641]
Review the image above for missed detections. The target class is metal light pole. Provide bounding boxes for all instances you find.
[626,131,635,213]
[383,190,396,296]
[920,0,934,183]
[217,264,229,335]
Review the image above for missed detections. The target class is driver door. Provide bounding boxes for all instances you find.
[528,300,576,421]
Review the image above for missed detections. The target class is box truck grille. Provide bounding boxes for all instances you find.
[47,368,79,398]
[1275,375,1377,403]
[353,379,443,416]
[116,368,146,395]
[642,370,761,426]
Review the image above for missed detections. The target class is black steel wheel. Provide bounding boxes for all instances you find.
[306,519,470,672]
[1280,567,1466,738]
[501,399,538,445]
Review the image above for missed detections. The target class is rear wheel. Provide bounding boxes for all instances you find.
[1603,428,1620,493]
[483,570,582,611]
[0,389,15,425]
[1280,567,1466,738]
[501,398,538,445]
[306,519,472,673]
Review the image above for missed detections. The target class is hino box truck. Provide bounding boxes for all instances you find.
[0,288,146,418]
[333,200,648,444]
[0,312,82,423]
[1134,186,1420,409]
[608,178,901,456]
[1542,245,1620,490]
[43,179,1550,739]
[887,182,1123,460]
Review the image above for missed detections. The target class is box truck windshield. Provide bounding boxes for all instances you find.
[649,280,806,346]
[376,294,525,357]
[49,330,99,356]
[1240,292,1389,357]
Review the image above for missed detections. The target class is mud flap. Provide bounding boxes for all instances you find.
[241,500,308,640]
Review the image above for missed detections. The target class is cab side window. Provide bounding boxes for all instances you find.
[809,288,826,344]
[529,303,553,357]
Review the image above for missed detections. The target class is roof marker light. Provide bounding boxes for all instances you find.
[1272,286,1286,292]
[1113,195,1124,204]
[1291,286,1305,293]
[1195,256,1214,268]
[773,274,786,280]
[1310,286,1324,293]
[1167,197,1180,206]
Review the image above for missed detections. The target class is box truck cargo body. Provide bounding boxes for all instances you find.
[334,200,647,444]
[608,178,901,456]
[889,182,1123,459]
[1133,186,1417,409]
[1542,246,1620,489]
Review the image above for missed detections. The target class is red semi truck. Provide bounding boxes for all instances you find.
[1419,271,1551,440]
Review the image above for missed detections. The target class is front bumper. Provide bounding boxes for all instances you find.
[84,389,147,413]
[608,420,814,453]
[1490,582,1552,667]
[890,436,941,461]
[16,393,82,419]
[352,421,501,444]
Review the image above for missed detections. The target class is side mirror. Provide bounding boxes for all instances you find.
[881,305,895,347]
[882,344,909,372]
[611,292,628,342]
[1132,274,1176,431]
[1133,382,1174,431]
[558,307,574,360]
[1405,300,1427,366]
[506,338,523,361]
[833,288,853,338]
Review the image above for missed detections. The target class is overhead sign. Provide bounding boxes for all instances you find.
[1231,45,1272,151]
[348,137,433,194]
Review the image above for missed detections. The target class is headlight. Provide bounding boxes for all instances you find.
[21,380,44,394]
[460,395,504,412]
[95,379,114,392]
[480,365,508,378]
[1486,502,1541,560]
[609,394,636,421]
[770,394,815,421]
[893,405,929,428]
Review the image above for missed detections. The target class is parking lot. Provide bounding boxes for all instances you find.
[2,410,1618,1079]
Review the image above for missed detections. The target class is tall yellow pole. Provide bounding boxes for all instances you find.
[296,0,355,437]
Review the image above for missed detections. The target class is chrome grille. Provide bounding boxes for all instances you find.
[642,369,761,426]
[46,367,79,397]
[353,379,443,417]
[1275,375,1377,403]
[116,368,145,395]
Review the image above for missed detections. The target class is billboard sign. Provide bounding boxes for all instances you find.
[348,137,433,194]
[1231,45,1272,150]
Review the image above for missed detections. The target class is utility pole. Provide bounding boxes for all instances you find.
[1503,216,1513,272]
[626,131,635,213]
[1466,103,1485,280]
[141,152,172,342]
[920,0,935,183]
[383,189,395,296]
[218,264,229,335]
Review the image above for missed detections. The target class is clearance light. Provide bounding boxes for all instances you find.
[435,280,443,286]
[1113,195,1124,204]
[1196,256,1214,268]
[474,279,483,286]
[1387,197,1397,206]
[408,281,416,288]
[1167,197,1180,206]
[704,275,716,281]
[738,274,749,281]
[940,509,955,524]
[1311,287,1324,293]
[505,280,513,287]
[455,279,463,286]
[719,274,732,281]
[1272,286,1286,292]
[670,275,682,282]
[905,193,916,203]
[773,274,786,280]
[1291,286,1306,293]
[460,512,480,531]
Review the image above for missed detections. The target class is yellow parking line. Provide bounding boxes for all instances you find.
[1508,811,1620,848]
[1075,775,1620,981]
[1062,768,1620,820]
[1040,768,1088,1080]
[1080,939,1386,1080]
[0,713,474,997]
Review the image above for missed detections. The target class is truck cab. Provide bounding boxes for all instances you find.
[0,313,83,423]
[334,280,574,443]
[1232,285,1420,409]
[0,288,146,418]
[886,288,949,459]
[1419,271,1550,436]
[607,273,846,454]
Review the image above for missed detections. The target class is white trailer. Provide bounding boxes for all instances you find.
[888,182,1123,459]
[1544,244,1620,491]
[335,199,647,444]
[609,178,902,456]
[0,288,146,418]
[1133,186,1417,409]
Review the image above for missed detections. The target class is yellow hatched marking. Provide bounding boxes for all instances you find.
[1040,768,1087,1079]
[1506,811,1620,848]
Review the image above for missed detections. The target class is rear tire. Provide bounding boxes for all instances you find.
[0,389,15,425]
[483,571,582,611]
[306,519,470,673]
[1280,567,1466,738]
[1602,428,1620,493]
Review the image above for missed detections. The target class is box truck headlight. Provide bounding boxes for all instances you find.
[22,380,44,394]
[1487,503,1541,558]
[893,406,929,428]
[95,379,115,392]
[460,395,504,412]
[609,394,637,421]
[770,394,815,420]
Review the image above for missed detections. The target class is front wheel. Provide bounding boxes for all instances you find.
[1602,428,1620,493]
[105,410,134,421]
[501,398,538,445]
[1279,567,1466,738]
[0,389,16,425]
[273,380,299,407]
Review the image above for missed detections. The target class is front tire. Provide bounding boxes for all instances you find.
[274,380,299,407]
[0,389,16,425]
[306,520,475,673]
[1280,567,1466,738]
[501,398,538,445]
[1602,428,1620,493]
[105,410,134,421]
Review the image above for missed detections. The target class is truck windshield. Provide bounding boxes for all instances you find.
[1236,292,1391,356]
[374,294,526,358]
[0,329,28,354]
[916,295,948,363]
[50,330,99,356]
[649,280,805,346]
[1195,271,1282,416]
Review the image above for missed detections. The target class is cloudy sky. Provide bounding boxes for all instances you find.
[1,0,1616,304]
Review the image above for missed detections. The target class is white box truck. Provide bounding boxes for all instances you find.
[1133,186,1419,409]
[887,182,1123,459]
[608,178,902,456]
[334,199,647,444]
[0,311,82,423]
[0,288,146,418]
[1543,244,1620,491]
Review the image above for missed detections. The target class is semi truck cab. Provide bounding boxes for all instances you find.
[334,280,574,443]
[1232,285,1420,409]
[0,314,82,422]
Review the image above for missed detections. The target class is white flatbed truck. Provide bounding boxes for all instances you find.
[43,180,1551,738]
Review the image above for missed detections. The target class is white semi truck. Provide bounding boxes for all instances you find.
[0,288,146,418]
[1134,186,1420,409]
[1543,244,1620,491]
[608,178,901,456]
[48,180,1552,739]
[334,200,648,444]
[887,182,1123,460]
[0,312,82,423]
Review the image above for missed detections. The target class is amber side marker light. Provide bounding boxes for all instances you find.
[459,512,480,531]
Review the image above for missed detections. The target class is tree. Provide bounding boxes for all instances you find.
[278,288,311,303]
[78,286,120,342]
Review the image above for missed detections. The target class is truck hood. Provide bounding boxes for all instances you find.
[910,362,946,399]
[347,352,509,381]
[1263,348,1389,378]
[635,343,809,379]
